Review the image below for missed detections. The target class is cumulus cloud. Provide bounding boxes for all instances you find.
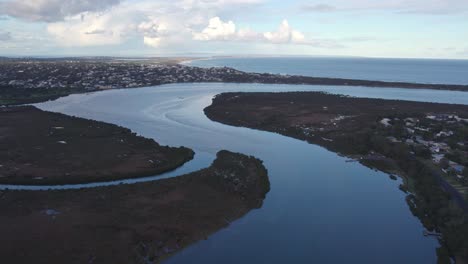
[2,0,345,50]
[138,19,173,48]
[193,17,311,45]
[193,17,237,41]
[138,20,170,37]
[263,20,306,44]
[141,37,161,48]
[47,10,135,46]
[41,0,264,48]
[0,0,121,22]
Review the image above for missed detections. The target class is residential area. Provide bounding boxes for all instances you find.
[0,59,252,90]
[380,113,468,192]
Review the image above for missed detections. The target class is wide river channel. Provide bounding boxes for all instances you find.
[13,83,468,263]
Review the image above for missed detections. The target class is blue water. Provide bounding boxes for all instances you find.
[187,57,468,85]
[33,82,468,263]
[6,83,465,192]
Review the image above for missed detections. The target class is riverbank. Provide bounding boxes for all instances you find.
[0,150,270,264]
[0,106,194,185]
[204,92,468,263]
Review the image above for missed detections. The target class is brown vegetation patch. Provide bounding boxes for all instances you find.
[0,106,194,185]
[0,150,270,264]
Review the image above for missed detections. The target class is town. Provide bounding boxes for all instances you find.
[0,58,259,90]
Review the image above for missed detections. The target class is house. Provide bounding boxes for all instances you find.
[436,131,454,138]
[432,154,444,163]
[449,161,464,174]
[387,136,400,143]
[380,118,391,127]
[430,145,440,153]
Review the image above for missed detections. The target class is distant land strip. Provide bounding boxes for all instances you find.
[221,73,468,91]
[1,59,468,106]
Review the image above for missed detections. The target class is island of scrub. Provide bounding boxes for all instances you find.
[0,150,270,264]
[204,91,468,264]
[0,106,194,185]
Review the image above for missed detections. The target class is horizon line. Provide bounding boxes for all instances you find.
[1,54,468,61]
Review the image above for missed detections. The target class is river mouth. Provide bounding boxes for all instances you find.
[31,82,467,263]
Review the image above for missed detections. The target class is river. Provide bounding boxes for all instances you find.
[18,82,468,263]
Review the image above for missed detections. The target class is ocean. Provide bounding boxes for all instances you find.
[187,56,468,85]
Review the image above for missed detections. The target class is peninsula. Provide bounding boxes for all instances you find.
[0,106,194,185]
[204,92,468,263]
[0,150,270,264]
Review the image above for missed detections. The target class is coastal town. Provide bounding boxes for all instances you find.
[0,59,253,90]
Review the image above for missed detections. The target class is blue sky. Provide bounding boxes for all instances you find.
[0,0,467,59]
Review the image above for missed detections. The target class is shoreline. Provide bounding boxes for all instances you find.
[177,57,211,65]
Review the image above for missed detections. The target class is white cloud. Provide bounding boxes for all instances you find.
[143,36,162,48]
[193,17,236,41]
[0,0,121,22]
[47,10,135,46]
[193,17,311,46]
[263,20,306,44]
[138,19,174,47]
[138,20,170,37]
[43,0,263,48]
[3,0,344,51]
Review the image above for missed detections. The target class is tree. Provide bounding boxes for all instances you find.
[439,158,449,170]
[414,145,431,159]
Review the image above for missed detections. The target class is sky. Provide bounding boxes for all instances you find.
[0,0,467,59]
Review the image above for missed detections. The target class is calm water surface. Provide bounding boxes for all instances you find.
[32,83,468,263]
[187,57,468,85]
